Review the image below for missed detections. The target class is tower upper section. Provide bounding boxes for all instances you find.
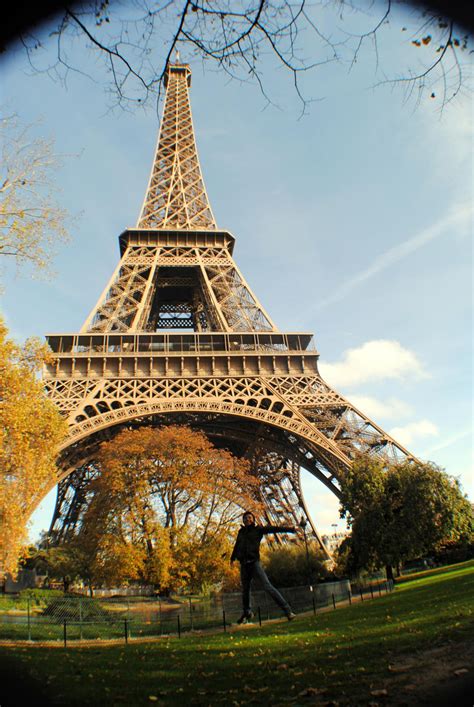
[137,63,217,231]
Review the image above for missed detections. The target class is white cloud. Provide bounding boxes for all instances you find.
[389,420,439,448]
[313,203,472,311]
[347,394,412,420]
[319,339,426,388]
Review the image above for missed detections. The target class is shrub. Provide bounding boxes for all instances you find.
[262,543,329,587]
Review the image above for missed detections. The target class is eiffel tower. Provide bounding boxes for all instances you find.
[45,62,414,551]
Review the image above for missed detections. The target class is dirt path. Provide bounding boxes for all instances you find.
[375,637,474,706]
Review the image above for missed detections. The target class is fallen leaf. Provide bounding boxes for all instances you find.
[298,687,324,697]
[454,668,468,676]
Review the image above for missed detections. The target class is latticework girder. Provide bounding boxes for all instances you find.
[137,64,216,230]
[81,239,276,334]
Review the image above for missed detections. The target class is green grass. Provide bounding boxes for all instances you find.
[1,562,473,705]
[0,589,64,613]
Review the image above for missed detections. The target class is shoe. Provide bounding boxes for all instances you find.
[237,612,253,625]
[286,611,296,621]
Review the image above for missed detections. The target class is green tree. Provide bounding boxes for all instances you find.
[0,318,67,579]
[29,544,86,593]
[339,456,473,581]
[262,542,329,588]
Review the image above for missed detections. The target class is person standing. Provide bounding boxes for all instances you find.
[230,511,297,623]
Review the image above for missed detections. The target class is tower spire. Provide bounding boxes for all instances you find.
[137,62,217,231]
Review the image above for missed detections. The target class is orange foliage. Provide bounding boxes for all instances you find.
[74,425,262,591]
[0,319,66,578]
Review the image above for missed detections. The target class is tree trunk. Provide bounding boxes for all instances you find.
[385,564,395,583]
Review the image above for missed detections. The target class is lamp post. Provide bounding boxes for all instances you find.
[299,516,312,591]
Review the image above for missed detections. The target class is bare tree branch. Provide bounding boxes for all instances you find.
[14,1,472,111]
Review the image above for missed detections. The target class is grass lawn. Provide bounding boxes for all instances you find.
[0,561,473,706]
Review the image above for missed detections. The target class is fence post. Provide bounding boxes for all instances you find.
[177,614,181,639]
[378,583,382,597]
[189,597,193,630]
[27,596,31,641]
[360,588,364,602]
[263,592,270,620]
[312,595,316,615]
[332,593,336,610]
[257,607,262,627]
[79,598,83,640]
[370,585,374,600]
[124,618,128,645]
[63,620,67,648]
[222,610,227,633]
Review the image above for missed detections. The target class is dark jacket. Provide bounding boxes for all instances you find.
[230,524,296,563]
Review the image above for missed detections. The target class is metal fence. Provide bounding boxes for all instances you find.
[0,579,393,646]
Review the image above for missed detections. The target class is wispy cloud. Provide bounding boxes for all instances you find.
[346,394,413,420]
[389,420,439,448]
[319,339,427,388]
[421,426,473,457]
[312,203,472,312]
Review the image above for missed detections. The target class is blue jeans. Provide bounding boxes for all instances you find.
[240,561,291,614]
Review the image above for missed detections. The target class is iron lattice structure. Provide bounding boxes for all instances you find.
[45,63,415,552]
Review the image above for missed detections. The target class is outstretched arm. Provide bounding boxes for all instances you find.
[262,525,297,535]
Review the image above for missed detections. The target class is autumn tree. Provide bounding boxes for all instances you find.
[71,425,261,592]
[9,1,472,111]
[0,114,70,278]
[339,456,474,580]
[0,318,67,579]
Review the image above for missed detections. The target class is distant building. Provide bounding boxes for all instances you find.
[4,568,43,592]
[322,530,349,555]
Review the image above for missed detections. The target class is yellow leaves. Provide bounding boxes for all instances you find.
[71,424,261,591]
[0,115,71,277]
[411,36,431,48]
[0,318,67,577]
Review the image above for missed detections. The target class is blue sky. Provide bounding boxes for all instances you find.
[1,1,472,540]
